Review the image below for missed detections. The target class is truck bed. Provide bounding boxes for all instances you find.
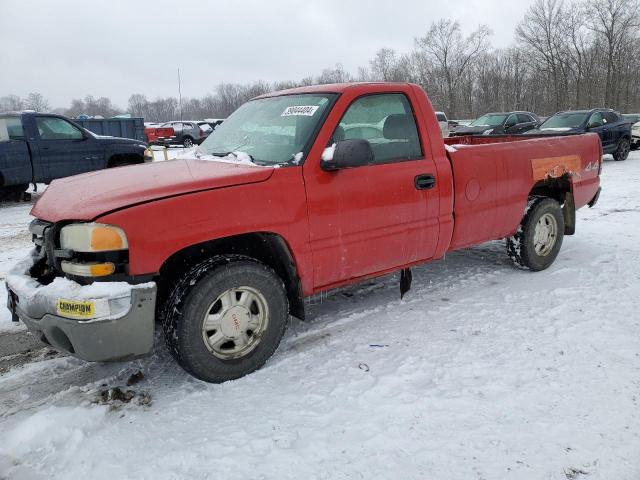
[443,133,602,251]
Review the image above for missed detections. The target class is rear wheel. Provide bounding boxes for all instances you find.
[162,256,289,383]
[613,138,630,161]
[506,197,565,271]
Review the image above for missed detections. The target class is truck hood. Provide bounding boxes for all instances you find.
[31,159,275,222]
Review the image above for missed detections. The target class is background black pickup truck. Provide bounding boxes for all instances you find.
[0,112,150,198]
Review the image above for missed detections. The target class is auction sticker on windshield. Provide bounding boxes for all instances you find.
[282,106,319,116]
[56,299,95,319]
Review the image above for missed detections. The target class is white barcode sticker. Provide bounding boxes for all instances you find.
[281,105,319,117]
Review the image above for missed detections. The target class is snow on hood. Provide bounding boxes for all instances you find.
[540,127,575,132]
[31,158,275,222]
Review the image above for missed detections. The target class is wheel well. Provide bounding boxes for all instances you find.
[0,172,4,187]
[157,232,305,319]
[108,153,144,167]
[529,174,575,235]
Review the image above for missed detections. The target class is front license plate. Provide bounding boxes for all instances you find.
[56,299,95,319]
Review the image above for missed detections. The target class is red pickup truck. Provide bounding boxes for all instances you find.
[6,83,602,383]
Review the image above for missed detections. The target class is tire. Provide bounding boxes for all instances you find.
[0,184,29,201]
[162,255,289,383]
[506,196,565,271]
[613,137,630,161]
[182,136,194,148]
[109,156,142,168]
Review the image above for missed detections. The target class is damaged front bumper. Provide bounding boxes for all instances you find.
[5,255,157,362]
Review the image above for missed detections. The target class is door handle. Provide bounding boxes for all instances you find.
[415,174,436,190]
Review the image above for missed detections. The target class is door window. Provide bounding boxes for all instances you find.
[505,114,518,127]
[36,117,83,140]
[603,112,619,124]
[517,114,532,124]
[3,117,24,139]
[335,94,423,164]
[588,112,604,127]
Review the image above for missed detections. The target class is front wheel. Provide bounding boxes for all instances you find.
[506,197,565,271]
[182,137,194,148]
[613,138,630,161]
[0,184,29,201]
[162,256,289,383]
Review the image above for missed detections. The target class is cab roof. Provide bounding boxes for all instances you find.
[254,82,416,99]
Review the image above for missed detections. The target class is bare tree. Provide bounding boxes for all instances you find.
[24,92,50,112]
[517,0,570,111]
[415,20,492,117]
[0,94,25,112]
[586,0,640,107]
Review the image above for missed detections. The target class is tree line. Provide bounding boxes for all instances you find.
[2,0,639,121]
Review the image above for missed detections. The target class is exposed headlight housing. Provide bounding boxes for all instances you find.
[60,223,128,253]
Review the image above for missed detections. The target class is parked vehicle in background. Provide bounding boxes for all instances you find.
[0,111,150,199]
[526,109,632,161]
[145,124,176,145]
[204,118,225,130]
[435,111,449,137]
[622,114,640,150]
[7,82,601,383]
[449,111,540,136]
[160,121,210,147]
[74,117,146,142]
[197,121,213,138]
[632,123,640,150]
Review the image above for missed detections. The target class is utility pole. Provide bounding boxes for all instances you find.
[178,67,183,121]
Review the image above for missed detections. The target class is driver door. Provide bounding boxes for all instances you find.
[32,116,103,181]
[587,112,610,150]
[303,91,441,289]
[504,114,518,134]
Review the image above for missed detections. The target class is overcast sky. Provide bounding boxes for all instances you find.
[0,0,535,108]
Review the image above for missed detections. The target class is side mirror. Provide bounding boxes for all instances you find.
[587,121,603,129]
[320,139,374,171]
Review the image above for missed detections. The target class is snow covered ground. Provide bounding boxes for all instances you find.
[1,155,640,479]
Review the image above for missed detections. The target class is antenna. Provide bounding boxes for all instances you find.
[178,67,182,121]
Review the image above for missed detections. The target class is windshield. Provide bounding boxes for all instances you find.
[540,113,588,129]
[470,114,507,127]
[198,94,336,165]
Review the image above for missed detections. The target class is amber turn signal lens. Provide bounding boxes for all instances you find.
[61,261,116,277]
[90,263,116,277]
[91,226,125,251]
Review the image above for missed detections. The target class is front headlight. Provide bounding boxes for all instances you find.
[60,223,128,252]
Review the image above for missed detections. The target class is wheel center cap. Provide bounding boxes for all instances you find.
[220,306,250,338]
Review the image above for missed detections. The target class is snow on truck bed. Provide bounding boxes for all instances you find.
[0,157,640,479]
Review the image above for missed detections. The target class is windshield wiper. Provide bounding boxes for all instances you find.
[211,151,262,165]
